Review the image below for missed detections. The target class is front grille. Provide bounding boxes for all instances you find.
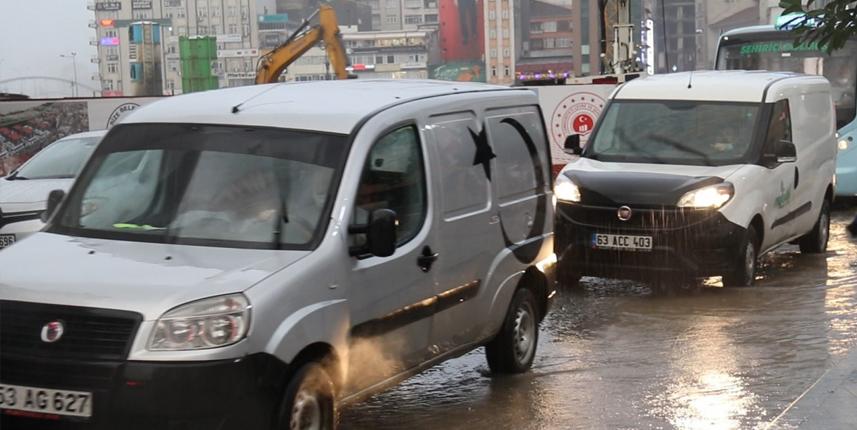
[558,203,717,232]
[0,301,142,361]
[0,355,120,390]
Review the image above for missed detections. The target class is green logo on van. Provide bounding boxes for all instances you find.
[775,180,792,208]
[739,41,821,56]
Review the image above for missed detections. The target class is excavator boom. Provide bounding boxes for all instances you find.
[255,5,349,84]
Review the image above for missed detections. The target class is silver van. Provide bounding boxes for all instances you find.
[0,80,556,429]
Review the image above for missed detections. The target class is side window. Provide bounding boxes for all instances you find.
[354,125,427,246]
[765,100,793,151]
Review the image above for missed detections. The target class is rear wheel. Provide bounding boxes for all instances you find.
[723,225,759,287]
[276,362,336,430]
[486,288,539,374]
[799,200,830,254]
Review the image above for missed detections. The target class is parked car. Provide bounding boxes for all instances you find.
[555,71,836,288]
[0,129,106,250]
[0,80,556,429]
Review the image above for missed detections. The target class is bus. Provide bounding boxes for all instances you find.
[716,23,857,198]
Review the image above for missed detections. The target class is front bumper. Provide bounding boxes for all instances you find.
[555,202,746,280]
[0,353,287,430]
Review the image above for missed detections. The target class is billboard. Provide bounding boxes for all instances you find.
[436,0,485,81]
[0,97,162,176]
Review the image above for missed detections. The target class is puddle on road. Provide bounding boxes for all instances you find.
[341,209,857,430]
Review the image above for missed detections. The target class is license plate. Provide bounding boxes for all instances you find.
[0,383,92,418]
[592,233,653,252]
[0,234,15,249]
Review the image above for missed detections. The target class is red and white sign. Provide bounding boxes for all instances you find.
[536,85,615,167]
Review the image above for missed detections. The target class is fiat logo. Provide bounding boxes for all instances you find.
[617,206,633,221]
[40,320,65,343]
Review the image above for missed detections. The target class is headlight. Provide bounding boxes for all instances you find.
[148,294,251,351]
[839,139,850,151]
[554,174,581,203]
[677,182,734,209]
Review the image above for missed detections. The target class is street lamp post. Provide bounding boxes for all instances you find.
[60,52,79,97]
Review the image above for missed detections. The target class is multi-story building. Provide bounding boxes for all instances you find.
[484,0,514,85]
[89,0,259,96]
[514,1,574,81]
[362,0,439,31]
[280,26,439,81]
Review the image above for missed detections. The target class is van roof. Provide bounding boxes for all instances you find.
[614,70,825,103]
[123,80,519,134]
[720,25,778,38]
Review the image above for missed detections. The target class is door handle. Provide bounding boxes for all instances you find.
[794,167,800,189]
[417,245,439,273]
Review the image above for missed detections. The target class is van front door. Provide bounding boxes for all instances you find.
[762,100,801,246]
[345,125,435,394]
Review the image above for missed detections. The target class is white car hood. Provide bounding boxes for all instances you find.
[0,178,74,212]
[0,233,309,320]
[561,158,743,179]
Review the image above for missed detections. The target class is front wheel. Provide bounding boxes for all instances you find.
[485,288,539,374]
[722,225,759,287]
[799,200,830,254]
[276,362,336,430]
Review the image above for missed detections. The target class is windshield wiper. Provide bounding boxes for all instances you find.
[645,133,714,165]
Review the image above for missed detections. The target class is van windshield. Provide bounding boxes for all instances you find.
[585,100,760,166]
[51,123,349,250]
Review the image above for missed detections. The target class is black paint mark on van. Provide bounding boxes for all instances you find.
[351,280,482,339]
[772,201,812,229]
[498,117,548,264]
[470,126,496,180]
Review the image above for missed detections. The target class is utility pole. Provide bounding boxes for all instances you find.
[60,52,79,97]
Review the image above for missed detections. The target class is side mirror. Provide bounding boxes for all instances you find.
[42,189,66,223]
[563,134,582,155]
[349,208,397,257]
[776,140,797,164]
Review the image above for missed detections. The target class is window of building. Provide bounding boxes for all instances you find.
[404,0,421,8]
[385,14,399,24]
[229,24,237,34]
[424,14,437,23]
[492,67,497,77]
[405,15,421,24]
[376,55,384,64]
[542,21,557,32]
[424,0,436,7]
[243,23,250,36]
[107,63,117,73]
[558,20,571,31]
[490,29,497,39]
[212,7,220,17]
[501,7,509,19]
[198,7,206,17]
[557,38,572,48]
[490,48,497,58]
[544,38,555,49]
[503,48,510,58]
[103,80,113,90]
[489,9,495,20]
[387,55,395,63]
[504,66,510,77]
[502,28,509,39]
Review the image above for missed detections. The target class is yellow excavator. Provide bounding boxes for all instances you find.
[255,4,349,84]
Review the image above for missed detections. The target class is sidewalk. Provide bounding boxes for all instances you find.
[767,346,857,429]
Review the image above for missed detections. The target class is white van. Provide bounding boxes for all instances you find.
[555,71,836,288]
[0,80,556,429]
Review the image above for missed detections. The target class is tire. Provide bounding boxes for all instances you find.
[485,288,539,374]
[799,199,830,254]
[275,362,336,430]
[722,225,759,288]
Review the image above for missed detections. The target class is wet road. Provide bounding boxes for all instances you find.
[341,209,857,430]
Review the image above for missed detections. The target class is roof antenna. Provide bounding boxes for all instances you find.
[231,83,283,114]
[687,71,694,89]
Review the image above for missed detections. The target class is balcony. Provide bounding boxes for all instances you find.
[87,2,95,10]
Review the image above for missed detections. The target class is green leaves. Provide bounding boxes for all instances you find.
[778,0,857,53]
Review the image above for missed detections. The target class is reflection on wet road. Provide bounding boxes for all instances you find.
[340,209,857,430]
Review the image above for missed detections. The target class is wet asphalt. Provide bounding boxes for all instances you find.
[340,208,857,430]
